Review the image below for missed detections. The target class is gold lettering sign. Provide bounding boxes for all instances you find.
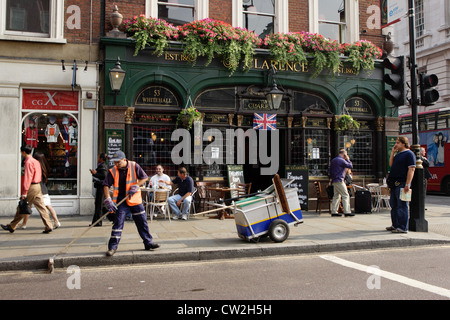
[162,52,358,75]
[243,99,286,111]
[345,98,373,116]
[135,86,178,107]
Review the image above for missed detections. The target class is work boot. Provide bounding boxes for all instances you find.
[144,243,160,250]
[106,249,116,256]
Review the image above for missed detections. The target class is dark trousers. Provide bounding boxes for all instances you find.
[108,202,153,250]
[92,187,104,225]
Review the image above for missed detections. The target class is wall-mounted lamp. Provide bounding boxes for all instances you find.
[108,57,126,105]
[61,59,88,90]
[265,65,284,110]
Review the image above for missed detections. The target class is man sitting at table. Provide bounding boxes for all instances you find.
[149,164,172,190]
[163,167,194,220]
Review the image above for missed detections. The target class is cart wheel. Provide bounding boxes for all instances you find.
[268,219,289,243]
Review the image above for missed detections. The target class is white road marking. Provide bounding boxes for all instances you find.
[320,255,450,299]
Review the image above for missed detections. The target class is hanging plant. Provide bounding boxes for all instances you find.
[335,115,360,132]
[176,106,202,130]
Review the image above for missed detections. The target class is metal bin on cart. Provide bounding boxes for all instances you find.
[233,179,303,242]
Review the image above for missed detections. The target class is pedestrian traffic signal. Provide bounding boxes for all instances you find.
[419,73,439,106]
[383,56,405,107]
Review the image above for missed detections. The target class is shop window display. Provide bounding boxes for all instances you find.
[22,113,78,195]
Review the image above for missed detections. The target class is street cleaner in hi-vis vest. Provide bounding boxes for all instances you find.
[103,151,159,257]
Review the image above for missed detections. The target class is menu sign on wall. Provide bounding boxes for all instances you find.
[285,165,309,210]
[227,165,245,198]
[105,129,124,168]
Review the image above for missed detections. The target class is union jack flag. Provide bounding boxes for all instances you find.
[253,113,277,130]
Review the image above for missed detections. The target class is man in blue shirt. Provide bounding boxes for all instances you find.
[387,136,416,233]
[164,167,194,220]
[328,148,354,217]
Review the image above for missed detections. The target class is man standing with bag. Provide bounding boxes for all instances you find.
[1,145,53,233]
[387,137,416,233]
[328,148,354,217]
[90,153,108,227]
[102,151,159,256]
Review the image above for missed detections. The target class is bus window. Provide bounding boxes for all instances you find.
[437,111,449,129]
[420,113,436,131]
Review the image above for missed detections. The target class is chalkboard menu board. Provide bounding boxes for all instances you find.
[227,165,244,198]
[285,165,309,210]
[105,129,124,168]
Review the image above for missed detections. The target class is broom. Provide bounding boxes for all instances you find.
[47,195,129,273]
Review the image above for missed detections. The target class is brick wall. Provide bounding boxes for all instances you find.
[289,0,309,32]
[209,0,232,25]
[63,0,383,47]
[359,0,385,49]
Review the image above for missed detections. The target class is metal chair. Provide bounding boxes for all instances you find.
[171,187,198,219]
[147,189,170,222]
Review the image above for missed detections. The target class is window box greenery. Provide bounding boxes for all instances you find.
[123,17,382,77]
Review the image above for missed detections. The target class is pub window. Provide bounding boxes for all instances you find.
[132,123,178,178]
[194,87,237,110]
[242,0,275,38]
[21,113,78,195]
[291,127,331,177]
[157,0,195,26]
[339,132,374,176]
[304,128,330,176]
[200,126,227,179]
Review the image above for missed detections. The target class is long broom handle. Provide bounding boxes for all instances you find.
[191,194,275,216]
[51,195,128,258]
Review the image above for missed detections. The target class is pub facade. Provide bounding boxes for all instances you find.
[102,37,399,205]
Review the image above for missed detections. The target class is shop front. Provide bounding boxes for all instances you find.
[102,38,394,205]
[0,59,98,216]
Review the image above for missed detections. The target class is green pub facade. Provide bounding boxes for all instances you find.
[102,37,399,205]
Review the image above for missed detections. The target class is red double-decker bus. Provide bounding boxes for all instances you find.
[399,108,450,195]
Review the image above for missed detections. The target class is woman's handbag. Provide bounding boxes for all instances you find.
[18,199,32,215]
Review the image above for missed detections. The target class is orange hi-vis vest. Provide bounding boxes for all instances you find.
[110,161,142,206]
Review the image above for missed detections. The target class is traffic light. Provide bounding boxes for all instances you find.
[419,73,439,106]
[383,56,405,107]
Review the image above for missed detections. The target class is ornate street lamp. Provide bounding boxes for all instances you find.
[265,65,284,110]
[109,57,126,105]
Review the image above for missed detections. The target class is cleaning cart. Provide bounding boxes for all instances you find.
[233,178,303,243]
